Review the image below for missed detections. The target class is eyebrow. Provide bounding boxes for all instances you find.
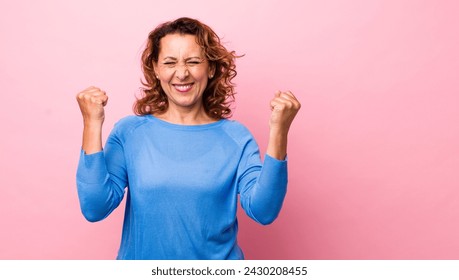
[162,56,203,61]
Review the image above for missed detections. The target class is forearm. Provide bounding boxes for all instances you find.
[76,150,125,222]
[82,120,103,154]
[266,128,288,160]
[240,155,288,225]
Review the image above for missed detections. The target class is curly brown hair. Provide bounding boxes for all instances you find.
[134,17,239,119]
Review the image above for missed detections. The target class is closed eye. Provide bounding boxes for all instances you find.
[162,62,176,68]
[186,60,204,67]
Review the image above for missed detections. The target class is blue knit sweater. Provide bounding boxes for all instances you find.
[76,115,287,259]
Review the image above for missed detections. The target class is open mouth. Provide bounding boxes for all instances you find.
[173,83,194,92]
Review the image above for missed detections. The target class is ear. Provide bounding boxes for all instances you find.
[208,62,216,79]
[153,62,160,79]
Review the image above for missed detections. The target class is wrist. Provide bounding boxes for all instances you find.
[83,118,104,128]
[269,126,288,138]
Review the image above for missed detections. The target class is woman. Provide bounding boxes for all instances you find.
[76,17,300,260]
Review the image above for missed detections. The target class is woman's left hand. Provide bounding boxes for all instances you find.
[269,90,301,134]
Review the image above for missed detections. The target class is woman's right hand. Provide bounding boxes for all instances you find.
[76,86,108,124]
[76,86,108,154]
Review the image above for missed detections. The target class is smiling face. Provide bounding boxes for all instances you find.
[154,33,214,116]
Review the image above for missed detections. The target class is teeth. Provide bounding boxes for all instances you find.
[175,84,192,91]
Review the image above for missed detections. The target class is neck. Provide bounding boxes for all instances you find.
[155,106,215,125]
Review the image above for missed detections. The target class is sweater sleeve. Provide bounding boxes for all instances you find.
[76,125,128,222]
[237,135,288,225]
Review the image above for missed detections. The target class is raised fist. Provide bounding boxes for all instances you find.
[76,86,108,123]
[269,90,301,133]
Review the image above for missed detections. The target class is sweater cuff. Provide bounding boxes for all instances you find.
[265,153,288,163]
[76,149,109,184]
[259,154,288,189]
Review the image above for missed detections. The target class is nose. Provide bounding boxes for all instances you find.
[175,64,189,80]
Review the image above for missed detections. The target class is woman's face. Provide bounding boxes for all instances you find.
[154,33,214,113]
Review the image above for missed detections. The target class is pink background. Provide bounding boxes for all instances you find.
[1,0,458,259]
